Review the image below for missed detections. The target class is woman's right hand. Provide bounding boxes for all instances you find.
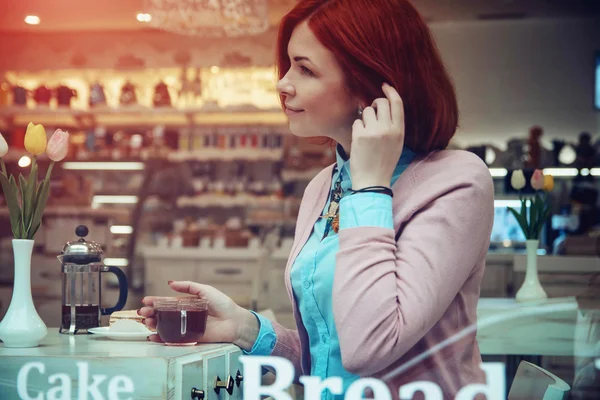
[139,280,259,349]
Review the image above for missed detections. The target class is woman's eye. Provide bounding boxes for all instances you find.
[299,65,314,76]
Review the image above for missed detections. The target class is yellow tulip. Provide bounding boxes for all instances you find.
[24,122,47,155]
[543,174,554,192]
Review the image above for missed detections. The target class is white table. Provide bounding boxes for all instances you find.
[0,329,244,400]
[476,297,598,357]
[512,255,600,274]
[476,297,600,390]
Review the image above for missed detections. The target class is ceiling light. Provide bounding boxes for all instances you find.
[110,225,134,235]
[62,162,145,171]
[18,156,31,168]
[495,199,530,208]
[557,145,576,165]
[211,66,220,74]
[24,15,40,25]
[484,147,496,165]
[137,13,152,22]
[92,195,138,205]
[488,168,507,177]
[542,168,578,177]
[103,258,129,267]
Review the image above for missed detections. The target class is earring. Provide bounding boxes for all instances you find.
[357,106,364,118]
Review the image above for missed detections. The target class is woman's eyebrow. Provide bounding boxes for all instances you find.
[293,56,316,67]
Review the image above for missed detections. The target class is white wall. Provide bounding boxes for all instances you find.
[430,17,600,149]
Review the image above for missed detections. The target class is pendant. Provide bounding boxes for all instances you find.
[332,215,340,233]
[320,201,338,219]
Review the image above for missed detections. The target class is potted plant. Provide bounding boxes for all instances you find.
[507,169,554,302]
[0,123,69,347]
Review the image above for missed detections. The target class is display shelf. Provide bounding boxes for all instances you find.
[140,245,263,260]
[0,206,130,219]
[176,194,285,208]
[281,168,323,182]
[0,106,288,128]
[168,148,284,162]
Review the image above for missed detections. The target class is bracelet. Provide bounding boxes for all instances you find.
[349,186,393,197]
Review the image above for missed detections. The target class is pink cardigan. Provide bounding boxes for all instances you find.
[269,150,495,398]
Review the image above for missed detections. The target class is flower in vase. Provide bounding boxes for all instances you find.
[0,133,8,158]
[510,169,526,190]
[506,169,553,241]
[46,129,69,162]
[24,122,47,155]
[543,174,554,192]
[0,122,67,239]
[531,169,545,190]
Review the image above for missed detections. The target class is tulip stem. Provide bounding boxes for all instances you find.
[44,161,54,183]
[0,158,6,178]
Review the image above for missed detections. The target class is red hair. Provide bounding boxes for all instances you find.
[276,0,458,153]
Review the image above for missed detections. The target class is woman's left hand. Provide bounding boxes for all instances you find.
[350,83,406,190]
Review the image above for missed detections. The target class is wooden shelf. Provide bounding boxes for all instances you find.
[0,106,288,128]
[176,194,285,208]
[0,206,130,219]
[141,245,264,260]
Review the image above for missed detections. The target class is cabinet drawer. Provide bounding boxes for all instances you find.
[539,273,594,298]
[268,268,291,311]
[145,264,198,296]
[196,261,259,284]
[226,349,244,400]
[145,258,196,271]
[178,357,205,400]
[204,349,228,400]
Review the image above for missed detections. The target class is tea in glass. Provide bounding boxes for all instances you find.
[155,298,208,346]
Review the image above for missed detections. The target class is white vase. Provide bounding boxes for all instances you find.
[0,239,48,347]
[515,239,548,302]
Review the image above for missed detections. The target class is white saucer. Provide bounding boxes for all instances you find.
[88,327,156,341]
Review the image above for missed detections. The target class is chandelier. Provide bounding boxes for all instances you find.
[144,0,270,37]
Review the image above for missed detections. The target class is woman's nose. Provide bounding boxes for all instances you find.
[276,78,295,97]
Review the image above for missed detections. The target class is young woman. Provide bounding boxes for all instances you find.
[140,0,494,398]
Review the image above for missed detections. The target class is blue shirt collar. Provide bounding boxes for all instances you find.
[335,143,416,187]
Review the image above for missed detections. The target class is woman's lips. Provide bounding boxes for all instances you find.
[285,105,304,116]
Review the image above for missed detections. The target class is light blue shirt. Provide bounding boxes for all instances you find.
[244,144,416,399]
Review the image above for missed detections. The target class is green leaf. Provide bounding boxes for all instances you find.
[9,174,17,194]
[0,158,7,178]
[29,221,42,238]
[24,160,38,235]
[8,175,21,237]
[18,174,28,236]
[29,179,51,240]
[518,197,529,238]
[0,173,22,237]
[507,207,529,239]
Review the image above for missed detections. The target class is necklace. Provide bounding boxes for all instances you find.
[320,167,343,238]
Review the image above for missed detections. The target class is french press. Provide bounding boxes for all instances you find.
[58,225,128,334]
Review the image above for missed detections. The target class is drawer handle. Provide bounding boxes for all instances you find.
[214,375,234,395]
[235,369,243,387]
[191,387,205,399]
[215,268,242,276]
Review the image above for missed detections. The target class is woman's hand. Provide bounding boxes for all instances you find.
[350,83,406,190]
[139,281,259,350]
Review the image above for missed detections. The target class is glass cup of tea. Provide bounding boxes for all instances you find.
[154,297,209,346]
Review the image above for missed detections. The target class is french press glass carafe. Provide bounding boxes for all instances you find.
[58,225,128,334]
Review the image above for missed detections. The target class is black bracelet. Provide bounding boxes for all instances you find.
[349,186,393,198]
